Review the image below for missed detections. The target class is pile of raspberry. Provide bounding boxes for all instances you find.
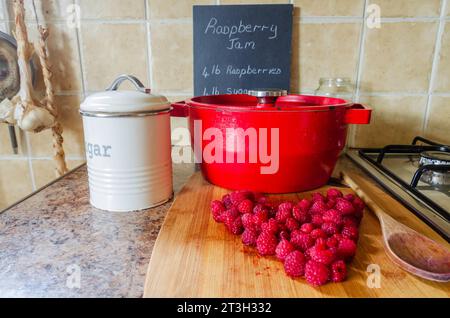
[210,189,365,287]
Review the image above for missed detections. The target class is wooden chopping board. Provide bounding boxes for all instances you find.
[144,170,450,298]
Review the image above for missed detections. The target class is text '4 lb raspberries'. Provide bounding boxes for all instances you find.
[210,189,365,287]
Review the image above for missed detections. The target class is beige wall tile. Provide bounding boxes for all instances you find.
[0,1,4,20]
[361,22,438,93]
[221,0,288,4]
[368,0,441,18]
[28,95,84,157]
[148,0,215,19]
[290,22,300,93]
[78,0,145,19]
[424,96,450,145]
[297,23,361,92]
[81,23,148,91]
[36,23,82,93]
[352,96,427,148]
[294,0,364,17]
[0,160,33,210]
[151,22,193,92]
[32,159,85,189]
[434,23,450,92]
[0,125,25,156]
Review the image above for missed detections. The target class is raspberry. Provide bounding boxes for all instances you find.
[253,203,267,214]
[237,199,253,214]
[253,209,269,227]
[230,191,251,206]
[228,217,244,235]
[241,213,254,229]
[331,260,347,283]
[305,261,330,286]
[322,209,342,225]
[311,214,324,226]
[242,227,259,246]
[278,201,294,213]
[326,199,336,209]
[261,219,279,234]
[341,226,359,242]
[211,200,225,215]
[310,200,327,215]
[312,192,326,202]
[310,228,327,240]
[327,236,339,248]
[297,199,311,212]
[284,251,306,277]
[290,230,315,252]
[321,222,339,236]
[300,223,315,234]
[332,233,343,242]
[222,207,240,227]
[222,194,233,209]
[314,237,328,250]
[285,217,300,232]
[352,197,366,212]
[292,206,310,223]
[256,232,278,256]
[337,238,357,261]
[309,245,336,265]
[276,202,293,223]
[342,216,359,228]
[335,198,355,216]
[279,230,290,241]
[276,240,295,261]
[344,193,355,202]
[327,188,343,199]
[275,210,291,224]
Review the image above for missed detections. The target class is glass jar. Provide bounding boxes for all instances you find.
[315,78,354,102]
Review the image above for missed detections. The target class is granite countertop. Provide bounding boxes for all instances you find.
[0,163,195,298]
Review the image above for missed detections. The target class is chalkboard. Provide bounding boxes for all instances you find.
[193,4,293,96]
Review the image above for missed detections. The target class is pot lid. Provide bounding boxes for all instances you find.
[80,75,170,114]
[187,90,351,112]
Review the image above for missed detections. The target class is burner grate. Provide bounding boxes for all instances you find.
[350,136,450,242]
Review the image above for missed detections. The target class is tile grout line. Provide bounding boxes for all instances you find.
[422,0,447,135]
[25,133,37,191]
[74,0,87,98]
[145,1,155,89]
[145,0,153,88]
[351,0,369,147]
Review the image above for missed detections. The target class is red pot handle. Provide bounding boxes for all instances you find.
[345,104,372,125]
[171,101,189,117]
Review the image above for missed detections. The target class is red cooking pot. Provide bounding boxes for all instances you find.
[171,89,372,193]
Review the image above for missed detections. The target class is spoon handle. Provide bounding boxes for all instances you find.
[341,172,398,232]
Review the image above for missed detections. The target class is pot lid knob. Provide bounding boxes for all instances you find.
[248,88,288,98]
[248,89,288,107]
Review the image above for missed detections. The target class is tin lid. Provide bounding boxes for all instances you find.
[80,75,170,116]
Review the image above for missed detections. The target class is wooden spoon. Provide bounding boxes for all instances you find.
[341,172,450,283]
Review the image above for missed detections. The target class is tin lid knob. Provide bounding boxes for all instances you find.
[107,74,151,94]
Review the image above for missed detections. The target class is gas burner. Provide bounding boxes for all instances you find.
[419,151,450,187]
[348,136,450,242]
